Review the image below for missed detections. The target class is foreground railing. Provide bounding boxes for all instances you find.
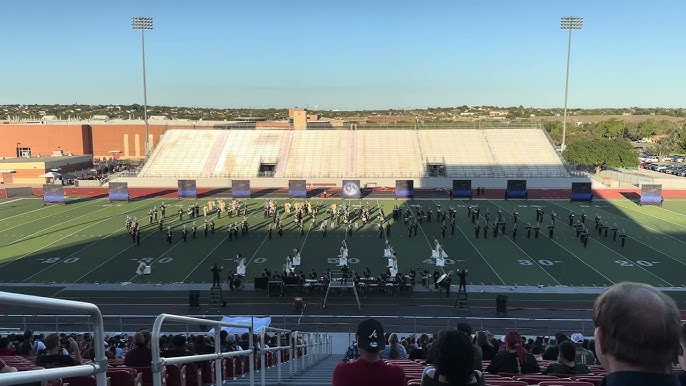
[0,292,107,386]
[0,313,603,337]
[151,313,254,386]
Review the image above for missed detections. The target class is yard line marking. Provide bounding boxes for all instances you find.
[428,200,506,285]
[297,200,320,254]
[0,199,102,231]
[0,201,159,268]
[0,215,116,271]
[2,201,119,247]
[487,199,615,285]
[182,233,231,282]
[20,223,132,283]
[611,202,686,230]
[0,198,23,205]
[545,200,686,268]
[473,200,561,285]
[586,234,673,287]
[126,239,184,283]
[66,228,161,285]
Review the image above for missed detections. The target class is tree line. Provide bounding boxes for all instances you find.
[543,119,686,174]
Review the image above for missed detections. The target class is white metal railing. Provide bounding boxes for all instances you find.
[0,314,607,337]
[0,292,107,386]
[259,327,290,385]
[150,313,254,386]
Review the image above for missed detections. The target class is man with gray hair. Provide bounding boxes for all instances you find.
[594,282,681,386]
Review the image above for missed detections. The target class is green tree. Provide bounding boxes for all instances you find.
[543,120,564,143]
[596,119,627,139]
[563,138,639,175]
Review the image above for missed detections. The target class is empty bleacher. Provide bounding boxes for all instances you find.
[418,129,501,177]
[485,129,569,178]
[139,128,568,179]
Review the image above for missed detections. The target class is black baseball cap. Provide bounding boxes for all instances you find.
[356,319,385,352]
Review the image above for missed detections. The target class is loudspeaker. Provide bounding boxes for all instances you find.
[254,277,268,290]
[189,290,200,308]
[496,295,508,316]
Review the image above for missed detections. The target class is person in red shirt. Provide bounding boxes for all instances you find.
[0,337,16,356]
[332,319,406,386]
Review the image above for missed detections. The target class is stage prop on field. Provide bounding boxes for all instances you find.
[43,184,65,204]
[452,179,472,198]
[640,184,663,206]
[341,180,361,199]
[108,182,129,202]
[288,180,307,198]
[178,180,197,198]
[505,179,527,199]
[395,180,414,199]
[231,180,251,198]
[570,182,592,202]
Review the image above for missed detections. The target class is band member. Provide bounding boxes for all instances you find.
[211,263,223,288]
[457,269,468,292]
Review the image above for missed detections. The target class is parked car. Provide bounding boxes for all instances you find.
[672,155,685,163]
[640,162,652,169]
[639,154,659,162]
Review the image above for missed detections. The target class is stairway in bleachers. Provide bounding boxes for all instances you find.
[201,131,229,177]
[346,131,356,176]
[228,354,340,386]
[274,130,294,178]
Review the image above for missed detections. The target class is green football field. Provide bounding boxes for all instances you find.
[1,196,686,288]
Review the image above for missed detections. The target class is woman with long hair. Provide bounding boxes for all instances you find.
[476,332,496,360]
[381,333,407,359]
[485,331,539,374]
[421,330,484,386]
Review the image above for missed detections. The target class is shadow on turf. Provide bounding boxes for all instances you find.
[620,192,641,204]
[251,188,284,198]
[131,189,178,200]
[199,188,231,198]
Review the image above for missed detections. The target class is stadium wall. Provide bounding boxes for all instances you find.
[112,176,599,189]
[0,124,90,158]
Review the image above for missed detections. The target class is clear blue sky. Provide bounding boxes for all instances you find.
[1,0,684,110]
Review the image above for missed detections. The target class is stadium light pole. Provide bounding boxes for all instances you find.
[131,16,153,158]
[560,16,583,152]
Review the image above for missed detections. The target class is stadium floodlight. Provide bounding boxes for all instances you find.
[131,17,153,158]
[560,16,583,152]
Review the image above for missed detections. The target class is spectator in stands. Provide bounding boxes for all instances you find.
[192,335,214,375]
[421,329,484,386]
[380,333,407,359]
[542,341,590,375]
[108,337,124,358]
[17,330,46,356]
[570,333,596,365]
[594,282,681,386]
[409,333,430,360]
[485,331,539,374]
[679,322,686,386]
[457,323,483,372]
[36,333,82,366]
[332,318,405,386]
[82,342,115,361]
[0,337,16,355]
[476,331,496,360]
[0,357,17,373]
[343,340,359,361]
[542,332,568,360]
[124,330,152,367]
[162,335,195,358]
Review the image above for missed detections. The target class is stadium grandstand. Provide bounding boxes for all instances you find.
[137,128,568,179]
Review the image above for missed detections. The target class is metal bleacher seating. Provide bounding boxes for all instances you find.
[138,127,569,179]
[485,129,569,178]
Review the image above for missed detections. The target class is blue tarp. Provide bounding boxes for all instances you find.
[208,316,272,334]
